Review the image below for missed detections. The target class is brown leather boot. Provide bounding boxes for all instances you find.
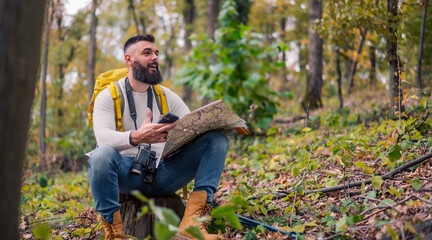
[100,210,126,240]
[176,191,219,240]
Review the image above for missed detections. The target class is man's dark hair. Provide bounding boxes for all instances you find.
[123,34,155,54]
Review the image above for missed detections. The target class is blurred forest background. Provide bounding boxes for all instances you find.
[28,0,431,171]
[15,0,432,239]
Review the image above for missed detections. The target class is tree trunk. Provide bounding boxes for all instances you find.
[416,0,428,91]
[88,0,98,102]
[138,0,147,34]
[279,17,289,91]
[233,0,252,25]
[128,0,142,35]
[181,0,195,103]
[206,0,220,39]
[347,27,368,94]
[39,0,54,171]
[368,41,377,87]
[55,11,65,139]
[302,0,323,111]
[336,46,343,110]
[119,194,185,238]
[386,0,404,114]
[0,1,46,239]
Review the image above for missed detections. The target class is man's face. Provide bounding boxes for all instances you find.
[126,41,163,85]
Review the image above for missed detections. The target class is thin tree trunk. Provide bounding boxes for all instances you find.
[138,0,146,34]
[279,17,289,90]
[88,0,98,102]
[416,0,428,91]
[302,0,323,111]
[233,0,252,25]
[39,0,54,171]
[369,41,377,87]
[55,11,65,138]
[128,0,142,35]
[181,0,195,103]
[0,1,46,238]
[206,0,220,39]
[336,46,343,110]
[386,0,404,114]
[347,27,368,94]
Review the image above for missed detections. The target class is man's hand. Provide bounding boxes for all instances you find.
[130,108,176,146]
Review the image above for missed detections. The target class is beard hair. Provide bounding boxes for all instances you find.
[132,61,163,85]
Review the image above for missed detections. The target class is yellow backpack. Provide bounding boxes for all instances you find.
[87,68,168,131]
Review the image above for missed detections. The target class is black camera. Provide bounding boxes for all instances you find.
[130,145,158,184]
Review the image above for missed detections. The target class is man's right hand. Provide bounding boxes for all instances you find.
[130,108,176,146]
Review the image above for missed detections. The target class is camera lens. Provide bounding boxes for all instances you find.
[130,162,142,175]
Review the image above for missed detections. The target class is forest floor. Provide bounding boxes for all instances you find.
[19,88,432,239]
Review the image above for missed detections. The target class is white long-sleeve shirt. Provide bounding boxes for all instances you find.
[92,77,190,162]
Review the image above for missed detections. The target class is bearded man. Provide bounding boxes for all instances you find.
[88,34,228,240]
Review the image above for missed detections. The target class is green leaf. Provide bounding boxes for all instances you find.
[354,161,366,168]
[292,167,300,177]
[33,224,51,240]
[387,186,402,198]
[131,190,149,203]
[388,144,402,161]
[371,176,383,190]
[427,137,432,147]
[225,212,243,230]
[244,230,258,240]
[150,202,180,226]
[154,222,175,240]
[292,224,305,233]
[260,206,268,215]
[361,181,365,196]
[185,226,204,240]
[409,179,422,191]
[420,97,427,108]
[335,216,347,232]
[211,204,236,218]
[378,199,396,207]
[72,228,86,237]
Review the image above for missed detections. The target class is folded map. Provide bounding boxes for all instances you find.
[161,99,250,158]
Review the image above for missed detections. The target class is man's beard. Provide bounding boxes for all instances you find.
[132,61,163,85]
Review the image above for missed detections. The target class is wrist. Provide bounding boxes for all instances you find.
[129,131,138,146]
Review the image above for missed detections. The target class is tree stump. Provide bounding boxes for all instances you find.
[119,193,185,239]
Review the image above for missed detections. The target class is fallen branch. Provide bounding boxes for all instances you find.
[275,152,432,198]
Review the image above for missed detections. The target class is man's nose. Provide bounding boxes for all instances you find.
[151,53,158,61]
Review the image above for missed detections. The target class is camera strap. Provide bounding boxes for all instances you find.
[125,77,153,149]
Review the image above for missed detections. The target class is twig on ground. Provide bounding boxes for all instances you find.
[274,152,432,198]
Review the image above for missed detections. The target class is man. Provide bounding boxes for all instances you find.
[88,34,228,240]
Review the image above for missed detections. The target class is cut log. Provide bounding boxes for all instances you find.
[119,193,185,238]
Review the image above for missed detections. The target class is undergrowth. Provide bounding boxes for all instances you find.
[19,94,432,239]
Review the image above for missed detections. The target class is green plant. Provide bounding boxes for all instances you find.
[176,0,287,129]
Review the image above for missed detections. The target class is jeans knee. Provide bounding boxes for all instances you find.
[204,131,229,153]
[88,146,119,171]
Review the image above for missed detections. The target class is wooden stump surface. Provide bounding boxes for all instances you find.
[119,193,185,239]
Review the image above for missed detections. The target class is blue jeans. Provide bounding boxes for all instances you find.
[88,131,229,223]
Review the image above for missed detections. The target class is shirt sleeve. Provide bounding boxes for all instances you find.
[92,88,134,151]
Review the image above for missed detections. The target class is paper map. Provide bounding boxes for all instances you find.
[161,99,250,158]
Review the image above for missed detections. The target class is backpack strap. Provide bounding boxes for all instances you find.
[153,84,168,116]
[114,81,125,117]
[108,82,124,132]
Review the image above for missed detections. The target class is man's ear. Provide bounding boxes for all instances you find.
[125,54,133,66]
